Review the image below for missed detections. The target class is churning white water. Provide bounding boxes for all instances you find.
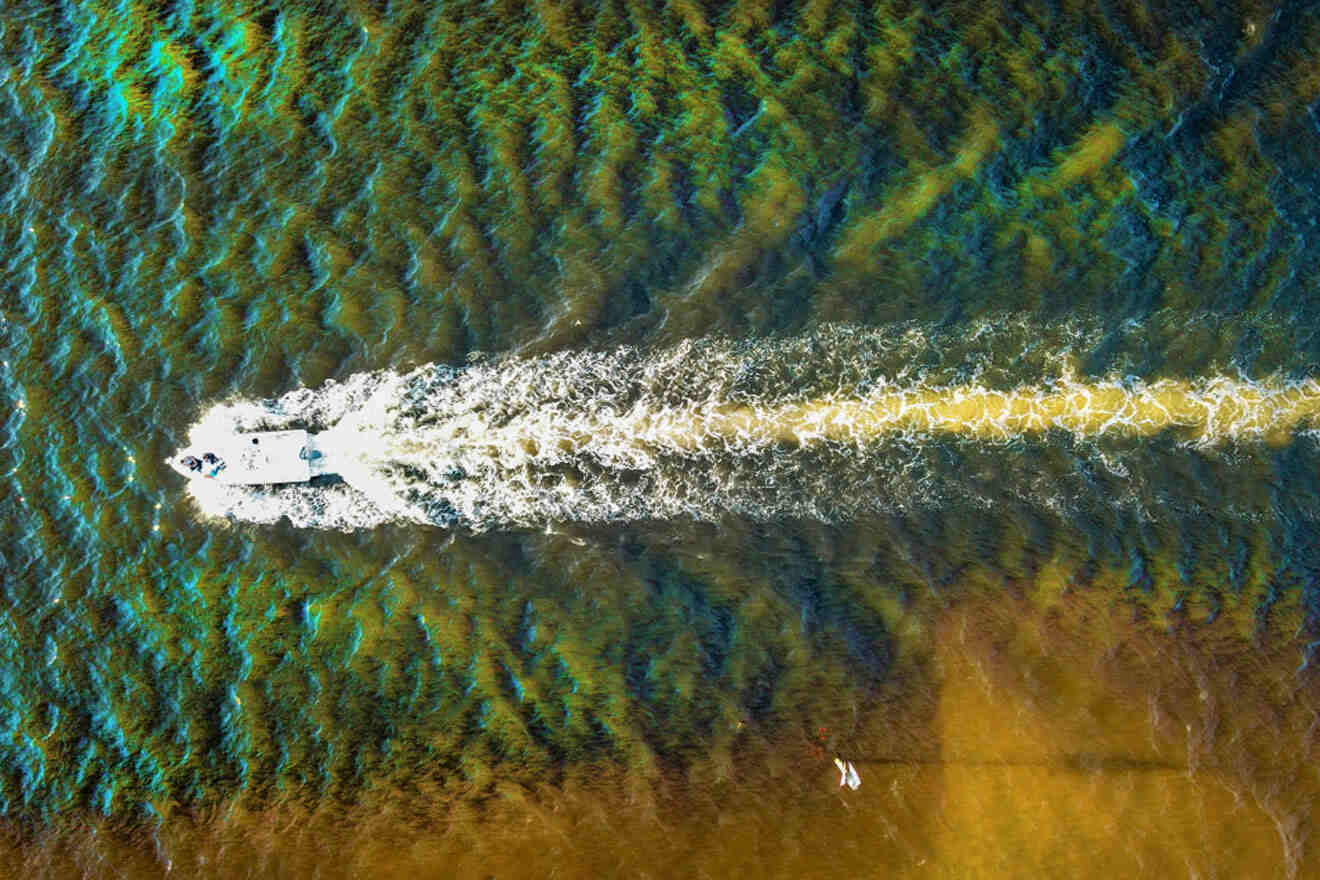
[176,324,1320,531]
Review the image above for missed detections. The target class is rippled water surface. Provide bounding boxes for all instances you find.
[5,1,1320,876]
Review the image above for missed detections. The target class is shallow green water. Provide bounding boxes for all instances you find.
[4,0,1320,875]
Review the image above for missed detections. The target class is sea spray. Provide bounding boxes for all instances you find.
[176,324,1320,531]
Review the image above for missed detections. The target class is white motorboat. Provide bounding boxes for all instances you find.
[169,429,334,485]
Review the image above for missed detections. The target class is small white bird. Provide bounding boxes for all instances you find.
[833,757,861,790]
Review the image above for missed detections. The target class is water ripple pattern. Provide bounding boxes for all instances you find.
[3,1,1320,875]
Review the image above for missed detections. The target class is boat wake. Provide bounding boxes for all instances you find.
[178,323,1320,531]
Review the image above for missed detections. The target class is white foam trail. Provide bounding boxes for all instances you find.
[175,325,1320,531]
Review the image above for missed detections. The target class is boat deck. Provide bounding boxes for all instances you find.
[214,430,314,485]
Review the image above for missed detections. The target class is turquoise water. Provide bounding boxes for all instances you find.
[5,0,1320,875]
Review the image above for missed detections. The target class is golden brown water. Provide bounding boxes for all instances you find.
[11,579,1311,880]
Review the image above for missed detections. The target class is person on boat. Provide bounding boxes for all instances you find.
[201,452,224,477]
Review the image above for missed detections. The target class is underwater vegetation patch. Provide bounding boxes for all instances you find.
[3,0,1320,845]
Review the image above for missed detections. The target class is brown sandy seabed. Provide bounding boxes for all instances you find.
[1,564,1315,880]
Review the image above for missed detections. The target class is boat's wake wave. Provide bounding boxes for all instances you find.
[180,323,1320,531]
